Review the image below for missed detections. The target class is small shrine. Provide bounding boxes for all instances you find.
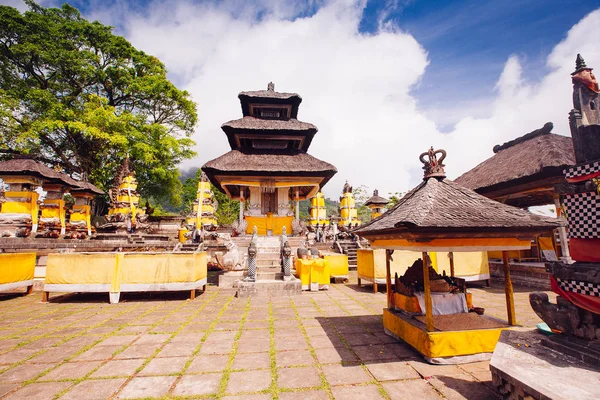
[0,159,103,238]
[338,181,361,229]
[202,82,337,236]
[355,147,561,364]
[68,181,104,238]
[186,172,218,231]
[102,158,149,233]
[308,192,328,226]
[364,189,389,220]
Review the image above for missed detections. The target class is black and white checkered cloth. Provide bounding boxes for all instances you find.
[564,192,600,239]
[557,278,600,297]
[564,160,600,179]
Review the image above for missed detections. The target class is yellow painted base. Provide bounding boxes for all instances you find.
[0,253,36,284]
[245,215,293,235]
[295,259,330,290]
[323,254,348,277]
[383,308,508,359]
[45,252,207,293]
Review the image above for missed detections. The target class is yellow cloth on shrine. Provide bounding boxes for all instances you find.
[295,258,331,287]
[323,254,348,277]
[357,249,420,282]
[0,253,35,284]
[538,237,554,251]
[45,252,208,293]
[434,252,489,279]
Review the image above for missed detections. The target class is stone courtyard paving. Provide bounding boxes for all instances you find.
[0,277,550,400]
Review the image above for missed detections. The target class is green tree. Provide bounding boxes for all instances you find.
[0,2,197,205]
[387,191,406,207]
[352,184,371,224]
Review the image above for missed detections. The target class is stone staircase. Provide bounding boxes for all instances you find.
[255,236,283,280]
[337,240,359,270]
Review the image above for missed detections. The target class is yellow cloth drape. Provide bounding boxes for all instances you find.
[0,253,35,284]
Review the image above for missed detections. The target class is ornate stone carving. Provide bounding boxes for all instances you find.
[419,147,447,179]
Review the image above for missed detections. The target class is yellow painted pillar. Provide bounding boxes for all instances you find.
[422,252,434,332]
[502,251,517,326]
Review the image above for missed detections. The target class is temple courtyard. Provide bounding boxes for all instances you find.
[0,278,548,400]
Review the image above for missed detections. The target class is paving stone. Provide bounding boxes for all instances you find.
[232,352,271,370]
[61,336,101,348]
[428,373,500,400]
[278,366,321,389]
[198,340,235,355]
[321,364,372,386]
[366,361,421,381]
[91,359,145,377]
[331,384,386,399]
[0,348,39,364]
[0,362,51,383]
[114,344,157,359]
[237,338,271,353]
[226,369,272,394]
[407,360,464,378]
[0,383,17,398]
[173,372,222,396]
[276,349,314,367]
[188,354,230,373]
[315,347,359,364]
[278,390,329,400]
[96,335,138,347]
[4,381,71,400]
[156,341,198,357]
[116,375,177,399]
[39,360,103,381]
[135,334,171,345]
[72,345,121,361]
[139,356,188,375]
[117,325,149,335]
[28,347,81,364]
[60,378,127,400]
[309,334,345,349]
[275,337,308,351]
[382,379,442,400]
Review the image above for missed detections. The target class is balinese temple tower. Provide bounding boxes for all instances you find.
[105,158,147,232]
[187,172,218,231]
[308,192,329,226]
[203,83,337,235]
[364,189,389,220]
[338,181,361,228]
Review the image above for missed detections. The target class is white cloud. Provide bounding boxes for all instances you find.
[3,0,599,203]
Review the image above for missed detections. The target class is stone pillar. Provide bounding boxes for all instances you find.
[246,241,257,282]
[553,195,572,263]
[295,189,300,221]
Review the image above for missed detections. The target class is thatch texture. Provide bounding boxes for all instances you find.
[0,159,103,194]
[239,90,301,101]
[365,193,389,206]
[203,150,336,174]
[354,177,561,236]
[222,117,317,132]
[455,133,574,192]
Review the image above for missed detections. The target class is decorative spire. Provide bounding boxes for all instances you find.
[200,172,209,182]
[571,54,592,76]
[373,189,378,196]
[267,82,275,91]
[343,180,352,193]
[419,147,447,180]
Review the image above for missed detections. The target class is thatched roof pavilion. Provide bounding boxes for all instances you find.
[455,122,575,208]
[0,158,103,195]
[354,147,562,251]
[364,189,389,207]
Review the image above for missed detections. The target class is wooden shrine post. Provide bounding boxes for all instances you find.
[385,250,394,309]
[502,251,517,326]
[448,251,455,277]
[422,252,434,332]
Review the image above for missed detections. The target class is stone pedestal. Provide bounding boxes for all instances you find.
[490,330,600,400]
[236,279,302,298]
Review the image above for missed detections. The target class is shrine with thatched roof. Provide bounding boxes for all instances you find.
[202,82,337,235]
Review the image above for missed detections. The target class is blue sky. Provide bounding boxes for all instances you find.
[3,0,600,196]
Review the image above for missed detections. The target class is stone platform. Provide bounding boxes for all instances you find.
[236,278,302,298]
[490,330,600,400]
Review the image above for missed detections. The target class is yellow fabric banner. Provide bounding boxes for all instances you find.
[0,253,35,284]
